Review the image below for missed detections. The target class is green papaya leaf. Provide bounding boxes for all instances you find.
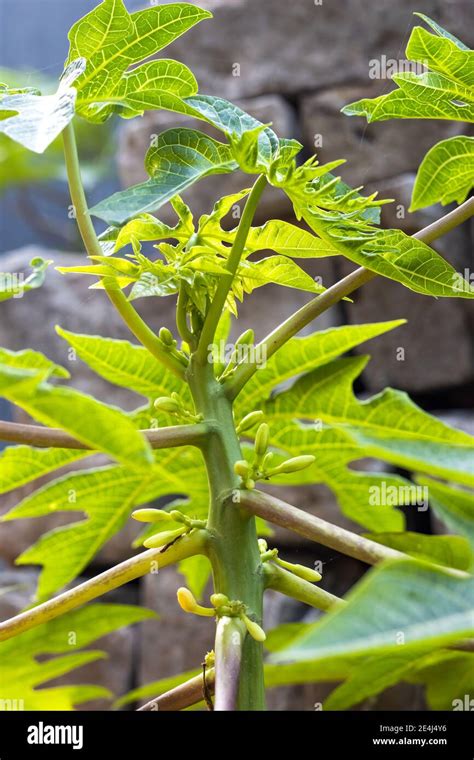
[0,363,152,469]
[66,0,211,123]
[238,256,326,295]
[91,128,237,226]
[342,22,474,123]
[365,531,472,571]
[245,219,340,258]
[408,651,474,710]
[0,446,88,496]
[264,355,474,487]
[411,136,474,210]
[417,477,474,553]
[56,327,187,400]
[2,445,206,600]
[0,603,156,709]
[0,60,85,153]
[272,559,474,663]
[0,347,68,378]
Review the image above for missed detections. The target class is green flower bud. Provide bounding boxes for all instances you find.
[154,396,181,414]
[255,423,269,457]
[131,508,173,523]
[258,539,268,553]
[143,527,187,549]
[210,593,229,608]
[235,410,264,434]
[276,557,322,583]
[245,478,256,490]
[270,455,315,475]
[234,459,250,478]
[159,327,174,346]
[242,614,266,642]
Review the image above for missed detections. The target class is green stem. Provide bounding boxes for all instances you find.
[227,196,474,399]
[0,530,207,642]
[196,175,267,363]
[176,282,196,347]
[62,122,185,380]
[263,563,343,612]
[186,357,266,710]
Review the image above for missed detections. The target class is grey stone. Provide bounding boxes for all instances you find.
[117,94,296,224]
[164,0,472,100]
[300,86,464,187]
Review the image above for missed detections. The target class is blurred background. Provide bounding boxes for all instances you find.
[0,0,473,710]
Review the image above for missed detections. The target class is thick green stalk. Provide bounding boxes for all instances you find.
[186,357,266,710]
[62,122,185,380]
[196,174,267,363]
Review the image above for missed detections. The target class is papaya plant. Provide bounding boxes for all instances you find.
[0,2,473,712]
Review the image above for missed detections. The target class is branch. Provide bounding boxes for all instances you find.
[263,562,343,611]
[237,490,469,577]
[227,197,474,399]
[214,616,246,711]
[0,420,208,450]
[62,122,186,380]
[196,175,267,364]
[237,489,404,565]
[0,530,207,642]
[138,668,216,712]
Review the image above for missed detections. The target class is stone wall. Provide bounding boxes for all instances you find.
[1,0,473,711]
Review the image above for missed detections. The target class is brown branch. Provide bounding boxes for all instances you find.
[0,420,208,450]
[138,669,216,712]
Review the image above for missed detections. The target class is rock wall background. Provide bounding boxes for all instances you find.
[0,0,473,711]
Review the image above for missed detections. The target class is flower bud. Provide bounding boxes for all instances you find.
[258,539,268,553]
[271,455,315,475]
[143,527,187,549]
[210,593,229,608]
[236,410,264,434]
[234,459,250,478]
[276,557,322,582]
[242,614,266,642]
[255,423,269,457]
[177,587,215,617]
[131,508,173,523]
[159,327,174,346]
[154,396,181,414]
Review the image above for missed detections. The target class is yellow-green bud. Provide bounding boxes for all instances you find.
[143,527,187,549]
[234,459,250,478]
[242,614,266,642]
[236,410,264,434]
[255,423,269,457]
[159,327,174,346]
[271,455,315,474]
[154,396,181,414]
[276,557,322,583]
[258,539,268,553]
[245,478,256,490]
[210,593,229,608]
[131,508,173,523]
[177,587,215,617]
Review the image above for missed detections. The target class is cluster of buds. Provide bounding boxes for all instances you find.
[176,587,266,642]
[234,422,315,489]
[158,326,188,367]
[154,391,203,423]
[258,539,322,583]
[131,507,206,549]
